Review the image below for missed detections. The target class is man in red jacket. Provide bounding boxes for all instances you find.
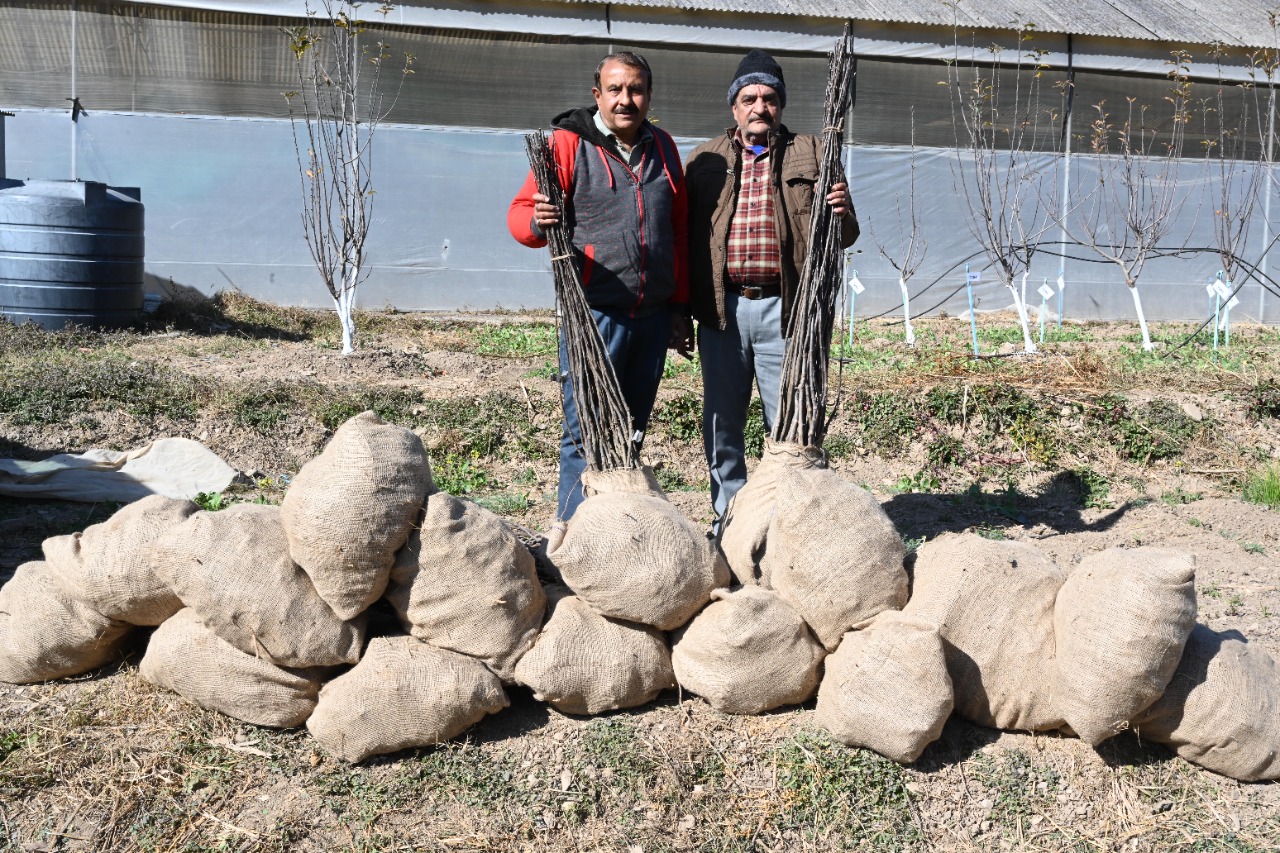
[509,52,690,529]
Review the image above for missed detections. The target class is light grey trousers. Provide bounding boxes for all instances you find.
[698,292,785,525]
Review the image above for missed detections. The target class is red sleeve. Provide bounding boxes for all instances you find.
[657,128,690,306]
[507,129,579,248]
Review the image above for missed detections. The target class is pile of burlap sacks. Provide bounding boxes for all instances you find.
[698,440,1280,782]
[2,418,1277,781]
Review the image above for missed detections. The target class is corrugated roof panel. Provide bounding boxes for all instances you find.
[558,0,1280,47]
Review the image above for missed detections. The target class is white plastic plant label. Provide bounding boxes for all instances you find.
[1037,283,1055,300]
[848,274,865,295]
[1226,295,1241,311]
[1213,279,1233,300]
[1206,282,1218,297]
[966,271,980,282]
[1056,273,1065,292]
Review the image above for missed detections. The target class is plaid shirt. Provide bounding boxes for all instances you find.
[725,145,782,285]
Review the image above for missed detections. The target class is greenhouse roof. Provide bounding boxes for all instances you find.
[556,0,1278,49]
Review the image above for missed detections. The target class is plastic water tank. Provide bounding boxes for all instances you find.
[0,180,144,330]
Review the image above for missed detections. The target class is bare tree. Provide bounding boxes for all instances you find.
[1202,37,1277,299]
[870,112,928,347]
[1057,53,1193,351]
[283,1,412,355]
[948,21,1064,354]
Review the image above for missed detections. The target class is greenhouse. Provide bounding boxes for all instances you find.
[1,0,1277,324]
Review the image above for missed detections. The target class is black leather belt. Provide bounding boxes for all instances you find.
[728,282,781,300]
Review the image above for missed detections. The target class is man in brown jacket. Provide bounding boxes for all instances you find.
[683,49,858,528]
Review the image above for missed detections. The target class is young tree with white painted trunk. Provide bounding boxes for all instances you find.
[1058,54,1194,352]
[283,1,412,355]
[870,114,927,348]
[948,23,1063,355]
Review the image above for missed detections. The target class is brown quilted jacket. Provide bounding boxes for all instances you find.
[684,124,858,332]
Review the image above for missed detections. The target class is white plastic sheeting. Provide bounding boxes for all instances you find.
[0,438,239,502]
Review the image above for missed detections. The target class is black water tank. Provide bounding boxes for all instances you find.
[0,180,144,330]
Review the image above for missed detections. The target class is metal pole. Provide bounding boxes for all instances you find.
[1261,87,1275,322]
[0,111,10,181]
[1057,35,1074,329]
[70,0,78,181]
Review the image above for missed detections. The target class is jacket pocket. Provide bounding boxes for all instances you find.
[783,158,819,216]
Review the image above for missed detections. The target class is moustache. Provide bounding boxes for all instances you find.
[613,107,638,115]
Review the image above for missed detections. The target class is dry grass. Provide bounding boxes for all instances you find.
[2,304,1280,851]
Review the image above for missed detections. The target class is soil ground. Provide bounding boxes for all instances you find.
[0,301,1278,851]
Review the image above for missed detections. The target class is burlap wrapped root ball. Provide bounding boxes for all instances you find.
[282,410,434,620]
[814,610,954,764]
[0,561,132,683]
[723,442,907,651]
[140,608,325,728]
[1054,547,1196,746]
[152,503,366,668]
[904,533,1066,732]
[307,635,509,763]
[42,494,195,626]
[719,440,825,584]
[549,468,729,631]
[387,492,546,681]
[514,585,675,715]
[671,585,824,714]
[1131,623,1280,782]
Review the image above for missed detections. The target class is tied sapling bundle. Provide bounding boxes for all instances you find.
[523,132,637,474]
[772,24,855,450]
[522,132,727,633]
[719,27,908,647]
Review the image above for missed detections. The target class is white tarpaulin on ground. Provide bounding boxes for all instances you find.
[0,438,239,503]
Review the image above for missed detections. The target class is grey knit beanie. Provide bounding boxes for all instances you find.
[727,49,787,108]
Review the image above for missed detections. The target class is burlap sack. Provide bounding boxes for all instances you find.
[0,561,132,683]
[386,492,546,681]
[670,585,824,714]
[549,468,729,631]
[719,440,825,585]
[281,411,433,619]
[815,610,954,763]
[1132,623,1280,781]
[904,533,1066,731]
[140,608,323,728]
[152,503,366,668]
[42,494,195,626]
[1054,547,1197,746]
[307,635,509,763]
[759,458,908,651]
[513,586,675,715]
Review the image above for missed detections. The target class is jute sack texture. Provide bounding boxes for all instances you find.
[670,584,824,715]
[42,494,195,626]
[814,610,954,763]
[0,560,132,683]
[307,635,508,763]
[904,533,1066,732]
[152,503,366,668]
[281,411,434,620]
[514,585,675,715]
[140,608,323,728]
[718,440,825,585]
[1054,547,1196,746]
[760,458,908,651]
[387,492,546,681]
[549,468,729,631]
[1131,623,1280,782]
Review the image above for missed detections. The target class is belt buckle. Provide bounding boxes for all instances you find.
[741,285,762,299]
